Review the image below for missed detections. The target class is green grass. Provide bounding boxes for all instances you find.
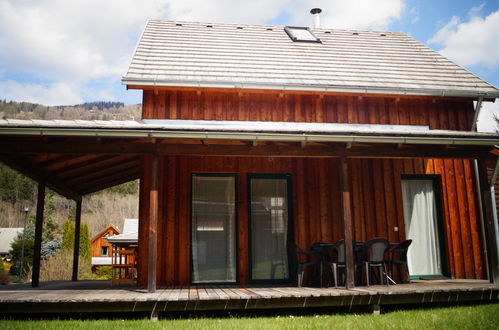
[1,303,498,329]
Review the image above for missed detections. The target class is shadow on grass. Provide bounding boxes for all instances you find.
[1,301,497,321]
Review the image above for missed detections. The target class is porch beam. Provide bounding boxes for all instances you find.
[147,154,159,293]
[477,159,499,283]
[31,182,45,287]
[72,200,82,281]
[340,157,355,288]
[0,141,494,159]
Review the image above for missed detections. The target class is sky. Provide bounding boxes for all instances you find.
[0,0,498,131]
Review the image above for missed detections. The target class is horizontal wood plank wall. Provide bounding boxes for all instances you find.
[142,90,474,130]
[137,156,485,287]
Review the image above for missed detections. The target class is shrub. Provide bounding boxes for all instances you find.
[0,259,10,285]
[95,266,113,280]
[40,249,95,281]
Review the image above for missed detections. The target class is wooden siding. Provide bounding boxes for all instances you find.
[142,90,475,130]
[91,226,120,258]
[137,156,485,287]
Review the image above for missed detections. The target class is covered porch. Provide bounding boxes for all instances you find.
[0,119,498,292]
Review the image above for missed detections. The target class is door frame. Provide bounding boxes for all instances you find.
[401,174,449,278]
[247,173,294,284]
[190,173,238,284]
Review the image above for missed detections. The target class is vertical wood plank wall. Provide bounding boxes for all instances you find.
[137,156,485,286]
[137,89,484,286]
[142,90,474,129]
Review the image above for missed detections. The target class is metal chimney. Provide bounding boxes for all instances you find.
[310,8,322,28]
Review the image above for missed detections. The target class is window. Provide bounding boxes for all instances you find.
[284,26,321,43]
[101,246,109,256]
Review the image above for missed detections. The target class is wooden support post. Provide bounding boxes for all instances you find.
[477,159,499,283]
[31,182,45,287]
[147,155,159,293]
[72,199,82,281]
[340,157,355,289]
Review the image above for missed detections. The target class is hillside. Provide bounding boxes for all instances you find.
[0,100,141,238]
[0,100,141,121]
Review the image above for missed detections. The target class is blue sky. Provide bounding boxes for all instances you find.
[0,0,498,131]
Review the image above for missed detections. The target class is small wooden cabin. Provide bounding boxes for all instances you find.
[0,19,498,291]
[91,224,120,271]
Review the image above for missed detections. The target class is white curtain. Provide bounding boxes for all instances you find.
[402,179,442,276]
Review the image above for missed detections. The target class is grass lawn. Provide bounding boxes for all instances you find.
[0,303,498,329]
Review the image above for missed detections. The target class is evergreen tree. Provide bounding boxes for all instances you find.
[8,238,34,277]
[61,220,91,262]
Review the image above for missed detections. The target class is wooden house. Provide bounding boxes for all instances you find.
[90,224,120,272]
[0,19,498,292]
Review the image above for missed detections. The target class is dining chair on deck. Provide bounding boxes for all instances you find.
[330,239,345,287]
[333,240,370,287]
[310,242,337,287]
[292,244,319,287]
[386,239,412,283]
[362,238,390,286]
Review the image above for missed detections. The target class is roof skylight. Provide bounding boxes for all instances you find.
[284,26,321,43]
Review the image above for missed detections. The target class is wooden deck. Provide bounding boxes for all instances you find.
[0,280,497,316]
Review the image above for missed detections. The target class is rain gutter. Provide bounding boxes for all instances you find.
[1,127,498,146]
[471,97,484,131]
[122,78,499,99]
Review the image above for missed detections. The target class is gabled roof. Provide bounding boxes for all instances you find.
[107,219,138,244]
[122,20,499,98]
[0,228,23,254]
[91,224,121,244]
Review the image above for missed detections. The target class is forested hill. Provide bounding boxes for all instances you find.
[0,99,141,236]
[0,100,141,121]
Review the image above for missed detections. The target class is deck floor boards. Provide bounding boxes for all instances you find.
[0,280,497,315]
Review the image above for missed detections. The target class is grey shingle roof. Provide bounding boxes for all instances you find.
[0,228,23,255]
[122,19,499,98]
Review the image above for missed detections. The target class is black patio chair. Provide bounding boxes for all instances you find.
[386,239,412,283]
[310,242,336,287]
[330,239,345,287]
[362,238,390,286]
[292,243,320,287]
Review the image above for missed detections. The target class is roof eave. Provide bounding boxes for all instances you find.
[121,77,499,99]
[1,126,498,146]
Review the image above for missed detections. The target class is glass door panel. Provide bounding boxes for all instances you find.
[191,175,236,283]
[249,175,291,281]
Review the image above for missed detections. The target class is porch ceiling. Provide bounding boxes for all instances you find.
[0,149,141,201]
[0,120,498,201]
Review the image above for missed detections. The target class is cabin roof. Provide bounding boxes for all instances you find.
[0,228,23,255]
[91,224,121,244]
[122,19,499,99]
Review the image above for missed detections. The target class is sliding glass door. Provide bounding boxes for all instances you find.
[249,174,292,282]
[401,176,444,277]
[191,174,236,283]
